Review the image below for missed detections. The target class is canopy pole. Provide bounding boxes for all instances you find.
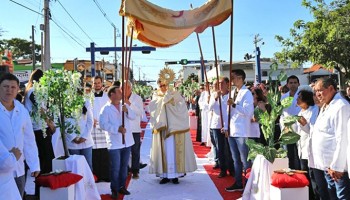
[126,28,134,83]
[121,16,125,144]
[228,0,235,136]
[212,26,224,128]
[195,33,210,95]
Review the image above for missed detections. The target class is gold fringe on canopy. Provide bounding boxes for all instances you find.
[119,0,232,47]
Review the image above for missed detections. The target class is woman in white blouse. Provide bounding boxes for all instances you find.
[66,100,94,170]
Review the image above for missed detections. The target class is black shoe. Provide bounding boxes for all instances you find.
[118,186,131,195]
[172,178,179,184]
[111,191,118,199]
[225,184,243,192]
[132,172,139,179]
[159,178,170,184]
[218,171,227,178]
[213,164,220,169]
[179,173,186,178]
[139,163,147,169]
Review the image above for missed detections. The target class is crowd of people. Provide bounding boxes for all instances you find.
[192,70,350,199]
[1,67,350,200]
[0,71,148,199]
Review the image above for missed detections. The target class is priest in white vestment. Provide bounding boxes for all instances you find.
[149,76,197,184]
[198,84,210,146]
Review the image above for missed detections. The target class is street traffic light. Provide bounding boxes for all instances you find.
[180,59,188,65]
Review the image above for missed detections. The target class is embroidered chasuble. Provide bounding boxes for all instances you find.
[149,89,197,176]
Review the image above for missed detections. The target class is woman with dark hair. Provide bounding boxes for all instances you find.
[296,88,319,199]
[250,87,266,144]
[24,69,56,174]
[251,87,281,148]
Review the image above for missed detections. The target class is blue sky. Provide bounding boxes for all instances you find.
[2,0,313,80]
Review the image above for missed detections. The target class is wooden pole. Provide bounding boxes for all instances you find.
[121,16,125,144]
[228,0,235,133]
[195,33,210,95]
[212,26,224,128]
[126,28,134,83]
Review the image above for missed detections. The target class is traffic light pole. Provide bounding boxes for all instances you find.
[253,34,263,85]
[86,42,156,77]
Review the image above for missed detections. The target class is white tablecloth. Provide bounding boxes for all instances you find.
[65,155,101,200]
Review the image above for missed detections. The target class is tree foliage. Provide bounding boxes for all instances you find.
[0,38,41,61]
[178,73,199,101]
[274,0,350,85]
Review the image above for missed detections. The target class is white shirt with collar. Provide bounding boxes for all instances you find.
[0,100,40,177]
[208,92,228,130]
[296,105,319,160]
[312,93,350,172]
[280,90,301,131]
[128,93,144,133]
[99,102,136,149]
[66,100,94,150]
[0,140,21,200]
[228,85,254,137]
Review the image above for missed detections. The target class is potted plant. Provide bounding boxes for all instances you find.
[246,63,301,164]
[32,69,85,158]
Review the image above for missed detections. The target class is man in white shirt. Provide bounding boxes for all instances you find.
[99,85,135,199]
[226,69,254,192]
[208,77,232,179]
[280,75,301,170]
[312,77,350,199]
[124,81,144,179]
[91,76,110,181]
[0,140,22,200]
[0,73,40,197]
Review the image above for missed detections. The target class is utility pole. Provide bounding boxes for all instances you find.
[253,34,263,86]
[138,66,140,82]
[31,25,36,70]
[41,31,44,71]
[114,26,117,79]
[43,0,51,70]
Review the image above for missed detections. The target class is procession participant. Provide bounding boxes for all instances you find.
[194,88,202,142]
[198,83,210,146]
[208,77,232,178]
[66,98,94,170]
[123,80,144,179]
[312,77,350,199]
[99,86,135,199]
[0,140,22,200]
[226,69,254,192]
[23,69,56,174]
[0,73,40,197]
[308,86,329,200]
[91,75,110,181]
[149,67,197,184]
[295,88,318,199]
[280,75,301,170]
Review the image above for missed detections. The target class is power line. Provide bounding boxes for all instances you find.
[92,0,116,28]
[56,0,95,42]
[51,19,85,48]
[9,0,43,16]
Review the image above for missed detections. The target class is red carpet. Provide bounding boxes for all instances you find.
[190,129,242,200]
